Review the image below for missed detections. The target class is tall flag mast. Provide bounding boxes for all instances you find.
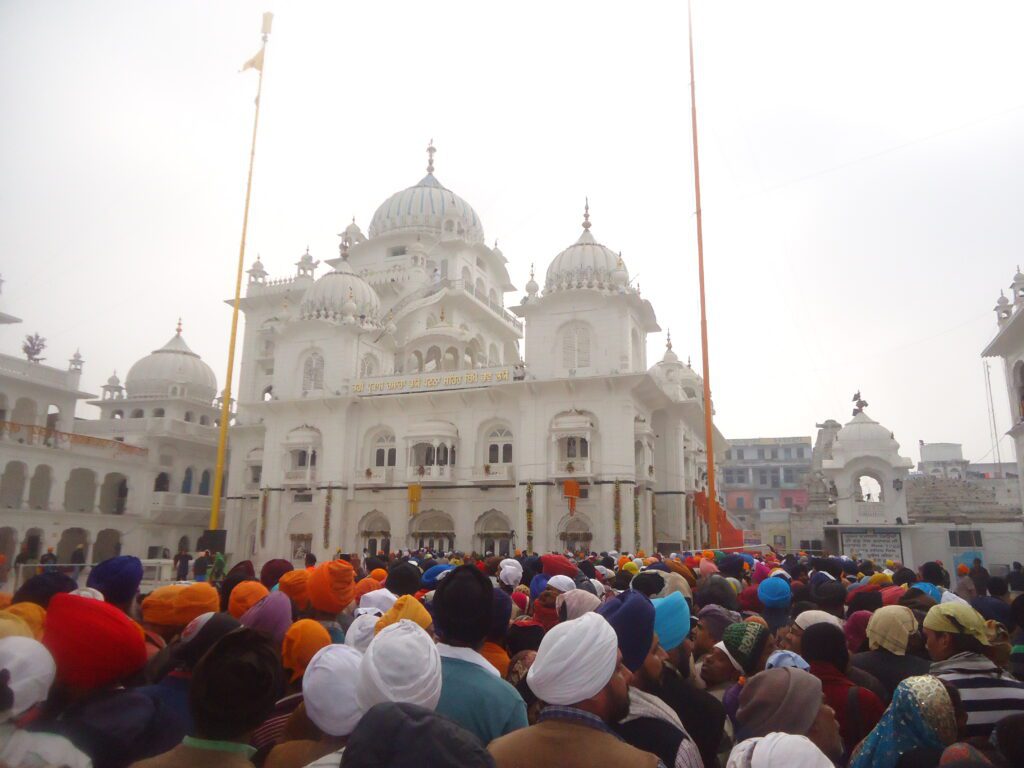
[209,11,274,534]
[687,0,719,547]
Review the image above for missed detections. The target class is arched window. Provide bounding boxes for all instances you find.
[562,324,591,369]
[488,428,513,464]
[438,444,449,466]
[565,437,589,459]
[112,410,124,420]
[359,354,378,378]
[184,411,194,423]
[374,433,397,467]
[181,467,194,494]
[262,385,274,401]
[153,472,170,492]
[303,353,324,393]
[130,409,144,419]
[152,408,165,417]
[198,470,211,496]
[199,415,210,426]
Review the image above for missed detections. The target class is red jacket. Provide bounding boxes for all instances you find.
[808,660,885,756]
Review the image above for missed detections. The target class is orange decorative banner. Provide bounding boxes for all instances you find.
[564,479,580,516]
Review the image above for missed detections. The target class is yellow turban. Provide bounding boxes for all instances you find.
[0,611,32,639]
[622,562,640,576]
[4,602,45,639]
[375,595,432,634]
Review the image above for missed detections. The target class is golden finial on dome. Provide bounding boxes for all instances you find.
[427,139,436,174]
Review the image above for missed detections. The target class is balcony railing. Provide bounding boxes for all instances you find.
[407,464,455,483]
[551,458,593,478]
[470,464,515,483]
[0,421,148,459]
[284,467,317,485]
[360,466,394,485]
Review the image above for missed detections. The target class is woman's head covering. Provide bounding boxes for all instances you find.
[375,595,432,634]
[239,591,293,646]
[845,610,872,654]
[848,676,957,768]
[358,620,442,711]
[42,593,146,690]
[923,603,990,646]
[228,581,269,619]
[866,605,918,656]
[86,556,143,605]
[282,619,331,682]
[698,605,742,642]
[556,589,600,621]
[652,592,690,653]
[308,560,356,614]
[528,612,618,705]
[726,732,834,768]
[3,602,45,640]
[0,637,56,718]
[793,610,843,631]
[345,612,380,653]
[260,558,294,589]
[278,569,311,610]
[303,644,364,737]
[172,582,220,625]
[736,668,823,740]
[765,650,810,671]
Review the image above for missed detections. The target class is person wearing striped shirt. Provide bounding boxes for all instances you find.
[924,602,1024,738]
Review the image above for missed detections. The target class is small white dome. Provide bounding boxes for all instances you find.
[834,411,899,453]
[369,173,484,244]
[300,260,381,321]
[544,205,629,293]
[125,332,217,401]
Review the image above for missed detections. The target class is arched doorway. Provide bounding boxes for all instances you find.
[11,397,37,427]
[93,529,121,562]
[64,468,97,513]
[410,509,455,553]
[0,527,16,566]
[358,510,391,557]
[558,512,593,554]
[286,511,314,565]
[28,465,52,509]
[21,528,43,561]
[57,528,89,563]
[99,473,128,514]
[0,461,27,509]
[475,509,513,556]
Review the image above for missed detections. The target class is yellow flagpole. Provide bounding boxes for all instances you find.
[687,0,719,548]
[209,12,273,531]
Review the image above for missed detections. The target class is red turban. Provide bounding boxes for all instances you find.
[43,593,146,690]
[540,554,578,578]
[308,560,355,614]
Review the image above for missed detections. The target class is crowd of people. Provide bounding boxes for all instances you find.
[1,546,1023,768]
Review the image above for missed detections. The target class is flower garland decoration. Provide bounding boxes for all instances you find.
[259,488,268,549]
[323,485,332,548]
[613,480,622,551]
[633,485,641,553]
[526,483,534,554]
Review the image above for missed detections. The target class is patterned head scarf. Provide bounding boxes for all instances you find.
[848,675,957,768]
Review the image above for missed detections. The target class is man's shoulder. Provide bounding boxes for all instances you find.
[441,658,522,699]
[489,721,658,762]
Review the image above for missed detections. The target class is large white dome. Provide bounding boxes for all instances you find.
[125,331,217,401]
[368,173,484,244]
[544,206,629,293]
[300,259,381,321]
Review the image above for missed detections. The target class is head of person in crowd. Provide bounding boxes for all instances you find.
[506,618,545,657]
[385,562,422,597]
[800,622,849,673]
[847,675,958,768]
[892,567,917,587]
[341,702,495,768]
[358,620,443,712]
[189,627,283,745]
[844,610,871,654]
[219,560,257,611]
[696,575,740,612]
[140,584,188,641]
[85,556,143,613]
[986,575,1008,600]
[308,559,356,619]
[259,558,293,589]
[652,592,691,670]
[228,580,269,619]
[597,589,655,673]
[783,609,843,655]
[527,612,632,725]
[506,650,541,724]
[694,604,741,658]
[12,572,76,609]
[281,618,331,686]
[556,589,600,622]
[431,564,492,649]
[865,605,919,656]
[993,713,1024,768]
[702,621,772,688]
[922,603,989,662]
[736,667,843,762]
[302,644,365,746]
[0,636,57,720]
[918,561,947,588]
[173,611,241,670]
[239,590,293,646]
[811,581,846,619]
[725,732,835,768]
[846,588,883,616]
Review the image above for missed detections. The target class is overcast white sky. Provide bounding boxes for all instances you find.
[2,1,1022,465]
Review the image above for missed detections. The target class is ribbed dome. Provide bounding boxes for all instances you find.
[300,260,381,321]
[834,411,900,453]
[125,332,217,401]
[544,206,629,293]
[368,173,484,244]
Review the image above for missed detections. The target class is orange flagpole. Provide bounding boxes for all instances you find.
[209,12,273,531]
[687,0,719,548]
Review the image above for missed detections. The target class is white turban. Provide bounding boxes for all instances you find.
[359,587,398,614]
[547,575,576,593]
[70,587,105,601]
[726,733,832,768]
[556,590,601,620]
[499,558,523,587]
[0,637,56,718]
[357,619,442,711]
[794,610,843,631]
[303,645,364,737]
[345,612,380,653]
[527,612,618,705]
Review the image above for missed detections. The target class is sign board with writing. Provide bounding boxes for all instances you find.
[743,530,762,546]
[352,367,513,396]
[840,530,903,563]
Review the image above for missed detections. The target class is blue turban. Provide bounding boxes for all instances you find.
[757,576,792,608]
[421,564,455,589]
[809,571,836,590]
[644,561,670,573]
[738,553,755,567]
[911,582,943,602]
[652,591,690,652]
[529,573,549,601]
[597,590,655,672]
[87,555,143,604]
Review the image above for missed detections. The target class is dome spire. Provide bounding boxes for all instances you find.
[176,317,182,335]
[582,197,591,230]
[666,329,672,351]
[426,139,436,174]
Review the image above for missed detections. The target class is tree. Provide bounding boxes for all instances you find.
[22,333,46,363]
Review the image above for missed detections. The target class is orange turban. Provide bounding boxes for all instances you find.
[665,559,697,587]
[171,582,219,626]
[308,560,355,614]
[375,594,432,634]
[5,602,45,639]
[370,568,388,582]
[0,593,12,610]
[229,581,269,619]
[957,564,970,576]
[141,585,187,627]
[354,577,383,605]
[281,619,331,682]
[279,569,311,609]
